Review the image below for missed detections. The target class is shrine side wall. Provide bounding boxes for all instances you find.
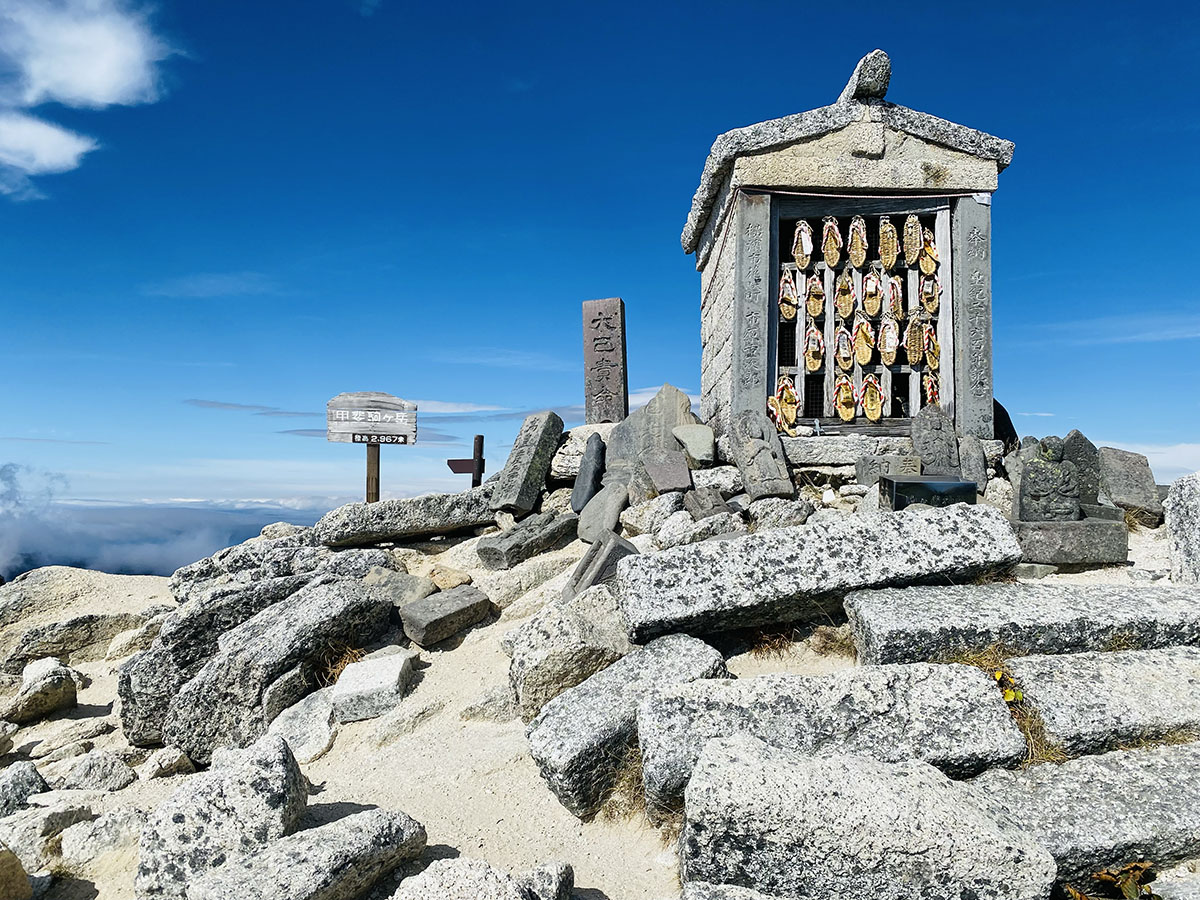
[699,208,735,434]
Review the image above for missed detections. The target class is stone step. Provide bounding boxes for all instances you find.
[525,634,727,819]
[680,736,1055,900]
[1008,646,1200,755]
[615,505,1021,642]
[846,583,1200,665]
[968,743,1200,887]
[636,664,1024,817]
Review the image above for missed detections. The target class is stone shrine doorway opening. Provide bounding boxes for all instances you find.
[770,194,953,433]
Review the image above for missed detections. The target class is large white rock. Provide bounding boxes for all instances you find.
[331,652,416,723]
[637,665,1024,815]
[185,808,426,900]
[847,583,1200,665]
[968,743,1200,884]
[681,736,1056,900]
[616,504,1022,642]
[1166,473,1200,584]
[526,634,727,818]
[1008,646,1200,754]
[136,735,307,900]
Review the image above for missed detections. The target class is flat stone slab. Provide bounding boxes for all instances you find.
[637,664,1024,815]
[562,531,638,601]
[616,505,1021,642]
[968,743,1200,885]
[782,435,913,467]
[526,633,727,819]
[399,585,491,647]
[1008,646,1200,755]
[1013,519,1128,566]
[187,808,426,900]
[314,485,495,547]
[681,736,1056,900]
[491,412,565,515]
[847,583,1200,665]
[476,511,578,570]
[1166,473,1200,584]
[331,652,416,723]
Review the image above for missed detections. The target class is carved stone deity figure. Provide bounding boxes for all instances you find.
[910,405,961,477]
[729,409,795,501]
[1016,436,1082,522]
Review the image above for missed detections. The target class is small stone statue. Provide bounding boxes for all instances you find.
[910,405,961,477]
[729,409,795,501]
[1017,436,1082,522]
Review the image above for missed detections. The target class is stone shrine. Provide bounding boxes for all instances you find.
[683,50,1012,441]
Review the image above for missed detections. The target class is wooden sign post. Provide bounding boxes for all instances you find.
[326,392,417,503]
[446,434,486,487]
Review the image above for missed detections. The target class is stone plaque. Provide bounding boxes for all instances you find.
[856,454,922,487]
[326,392,416,444]
[951,195,994,439]
[1016,438,1082,523]
[582,297,628,424]
[732,192,771,419]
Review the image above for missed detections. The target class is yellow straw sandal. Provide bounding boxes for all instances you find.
[905,318,925,365]
[888,275,906,321]
[791,220,813,269]
[834,325,854,372]
[767,376,799,436]
[862,267,883,317]
[778,269,799,321]
[822,216,842,268]
[805,273,825,319]
[903,214,922,266]
[834,266,856,320]
[923,372,940,406]
[878,317,900,365]
[859,374,884,422]
[853,316,875,366]
[920,273,940,315]
[804,325,825,372]
[834,374,856,422]
[924,323,940,371]
[919,227,939,275]
[848,215,868,268]
[879,216,899,270]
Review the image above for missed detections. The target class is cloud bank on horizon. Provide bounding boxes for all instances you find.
[0,0,171,197]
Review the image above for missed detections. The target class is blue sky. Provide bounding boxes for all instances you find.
[0,0,1198,541]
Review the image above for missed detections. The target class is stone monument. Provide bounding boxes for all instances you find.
[728,409,795,501]
[582,297,629,425]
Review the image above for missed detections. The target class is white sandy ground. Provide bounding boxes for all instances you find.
[3,522,1180,899]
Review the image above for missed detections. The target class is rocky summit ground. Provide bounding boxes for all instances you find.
[1,406,1199,900]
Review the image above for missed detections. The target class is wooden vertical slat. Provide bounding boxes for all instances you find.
[907,264,921,412]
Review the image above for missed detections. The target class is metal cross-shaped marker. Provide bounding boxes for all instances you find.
[446,434,486,487]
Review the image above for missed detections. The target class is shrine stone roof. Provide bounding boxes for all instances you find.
[681,50,1016,256]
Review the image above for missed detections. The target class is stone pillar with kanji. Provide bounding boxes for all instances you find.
[582,297,629,424]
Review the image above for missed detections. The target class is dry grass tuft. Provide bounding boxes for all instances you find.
[942,643,1070,766]
[597,742,647,823]
[1124,507,1159,532]
[316,642,367,687]
[748,626,802,659]
[809,624,857,659]
[1103,631,1142,653]
[971,567,1020,586]
[1118,727,1200,752]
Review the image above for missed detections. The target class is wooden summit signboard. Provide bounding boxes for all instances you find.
[327,392,417,502]
[327,392,417,444]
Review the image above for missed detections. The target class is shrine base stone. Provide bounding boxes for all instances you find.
[1013,519,1128,567]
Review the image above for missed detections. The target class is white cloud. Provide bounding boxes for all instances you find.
[0,0,169,107]
[0,0,172,195]
[1016,412,1056,417]
[411,400,509,413]
[142,272,279,298]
